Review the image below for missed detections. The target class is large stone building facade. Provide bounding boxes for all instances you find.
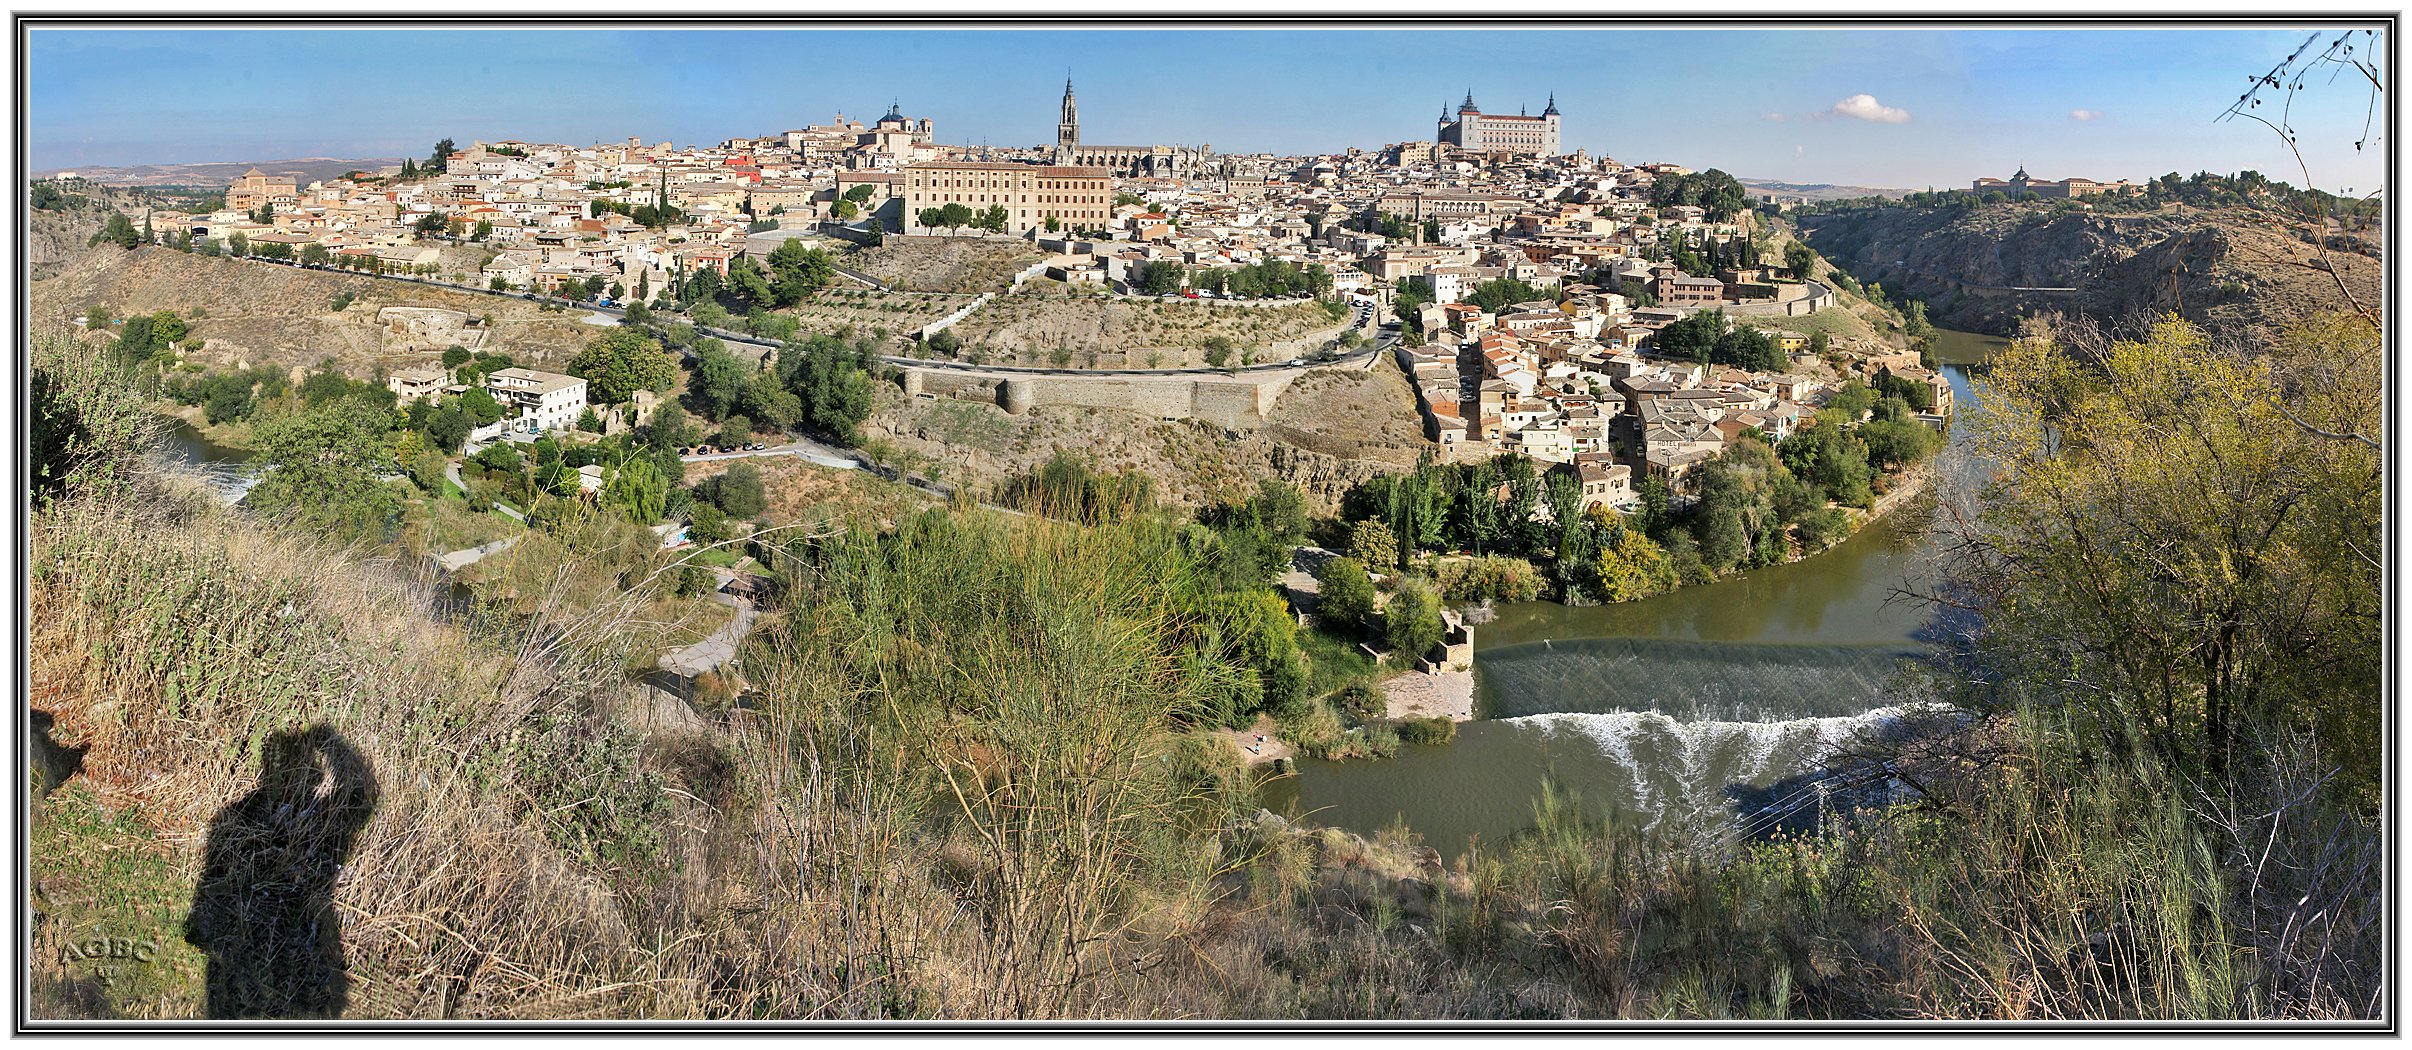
[227,167,299,212]
[1437,92,1561,156]
[901,160,1111,233]
[1051,79,1211,177]
[1971,166,2136,198]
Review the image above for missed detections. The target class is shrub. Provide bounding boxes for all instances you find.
[1332,682,1386,726]
[1399,716,1457,745]
[1432,555,1545,603]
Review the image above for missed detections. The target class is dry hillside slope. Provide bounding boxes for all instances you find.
[32,245,607,375]
[1799,201,2381,339]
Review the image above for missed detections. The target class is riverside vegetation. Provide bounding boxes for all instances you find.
[26,298,2379,1019]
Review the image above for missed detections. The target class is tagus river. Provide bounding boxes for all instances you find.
[1261,329,2005,855]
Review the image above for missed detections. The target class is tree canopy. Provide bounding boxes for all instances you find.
[570,327,679,404]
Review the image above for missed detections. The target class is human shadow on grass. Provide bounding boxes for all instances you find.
[184,726,378,1019]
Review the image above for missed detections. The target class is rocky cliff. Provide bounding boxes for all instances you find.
[1798,201,2380,339]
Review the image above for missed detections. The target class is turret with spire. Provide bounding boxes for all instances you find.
[1056,74,1081,160]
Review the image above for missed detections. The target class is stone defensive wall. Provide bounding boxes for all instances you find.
[899,365,1299,429]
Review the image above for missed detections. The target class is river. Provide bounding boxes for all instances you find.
[1261,329,2007,855]
[152,414,259,504]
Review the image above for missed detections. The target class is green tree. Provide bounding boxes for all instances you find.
[243,396,403,543]
[570,326,678,404]
[712,461,767,519]
[741,369,803,430]
[724,258,777,310]
[1383,578,1446,662]
[687,339,750,420]
[1967,313,2379,788]
[602,453,667,523]
[1595,528,1676,602]
[407,449,448,496]
[1132,260,1186,296]
[1711,324,1784,372]
[1464,277,1547,315]
[113,314,157,362]
[1783,240,1816,279]
[647,400,700,450]
[91,211,142,250]
[1651,309,1724,362]
[425,402,471,452]
[458,386,506,427]
[766,239,835,306]
[1313,556,1377,630]
[781,334,877,445]
[1346,517,1399,570]
[1825,378,1877,420]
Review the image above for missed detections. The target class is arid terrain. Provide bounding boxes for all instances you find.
[1799,199,2383,339]
[865,360,1427,513]
[838,237,1045,294]
[33,241,607,375]
[942,291,1351,367]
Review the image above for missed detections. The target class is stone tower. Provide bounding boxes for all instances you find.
[1056,77,1080,161]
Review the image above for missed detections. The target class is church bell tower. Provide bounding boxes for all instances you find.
[1056,77,1080,162]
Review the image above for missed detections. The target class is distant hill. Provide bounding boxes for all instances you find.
[1796,197,2381,339]
[33,157,402,188]
[1740,179,1914,201]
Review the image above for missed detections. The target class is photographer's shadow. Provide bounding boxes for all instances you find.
[184,726,378,1019]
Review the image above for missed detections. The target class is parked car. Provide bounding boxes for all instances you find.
[696,444,715,455]
[750,442,766,451]
[678,446,693,456]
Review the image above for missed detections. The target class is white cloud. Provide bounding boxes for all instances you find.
[1830,93,1911,124]
[1763,112,1789,123]
[1795,144,1805,158]
[2069,108,2103,121]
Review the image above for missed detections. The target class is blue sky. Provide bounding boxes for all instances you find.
[27,26,2386,193]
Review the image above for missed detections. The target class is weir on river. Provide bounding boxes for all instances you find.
[1262,330,2005,856]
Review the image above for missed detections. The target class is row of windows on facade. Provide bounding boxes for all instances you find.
[911,178,1104,190]
[909,195,1106,206]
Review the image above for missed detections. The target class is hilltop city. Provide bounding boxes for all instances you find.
[98,79,1983,511]
[25,26,2384,1026]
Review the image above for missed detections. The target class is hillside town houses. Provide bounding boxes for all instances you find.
[168,81,1944,497]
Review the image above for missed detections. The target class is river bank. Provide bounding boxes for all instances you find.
[159,403,258,453]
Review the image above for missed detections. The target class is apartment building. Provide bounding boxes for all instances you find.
[486,368,589,433]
